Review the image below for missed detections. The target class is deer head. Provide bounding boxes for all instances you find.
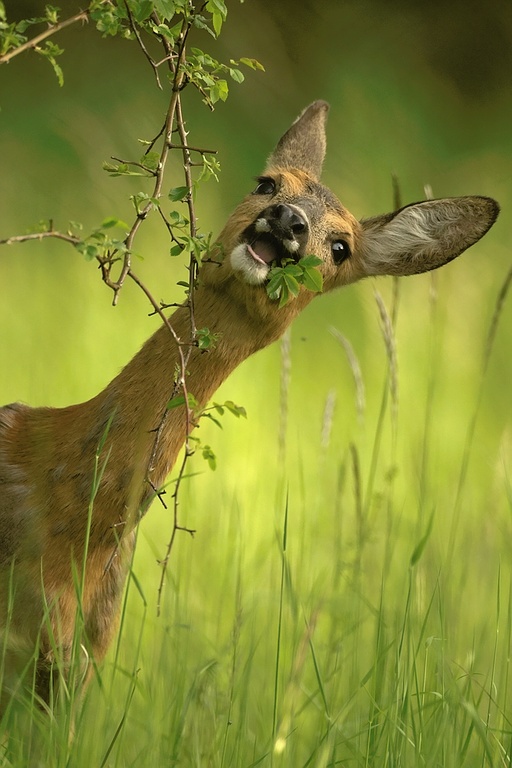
[201,100,498,339]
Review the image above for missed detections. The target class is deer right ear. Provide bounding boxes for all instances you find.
[360,196,499,277]
[266,100,330,181]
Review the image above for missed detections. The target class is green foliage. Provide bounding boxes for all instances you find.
[200,441,216,469]
[266,254,324,307]
[35,40,64,85]
[168,185,189,202]
[182,48,264,107]
[0,0,259,102]
[212,400,247,419]
[0,3,59,55]
[74,219,129,262]
[196,327,220,350]
[166,390,246,472]
[0,2,64,82]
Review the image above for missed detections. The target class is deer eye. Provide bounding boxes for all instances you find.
[252,177,276,196]
[332,239,350,264]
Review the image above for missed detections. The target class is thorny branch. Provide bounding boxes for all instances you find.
[146,10,205,614]
[0,3,228,615]
[0,230,80,247]
[0,8,92,65]
[100,8,205,613]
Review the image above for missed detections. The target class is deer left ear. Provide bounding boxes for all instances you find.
[266,100,329,180]
[360,196,499,277]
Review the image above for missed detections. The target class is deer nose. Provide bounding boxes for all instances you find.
[270,204,308,236]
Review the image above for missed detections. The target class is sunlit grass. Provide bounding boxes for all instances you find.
[1,265,511,765]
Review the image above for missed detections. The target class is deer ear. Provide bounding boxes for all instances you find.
[266,100,329,180]
[360,196,499,277]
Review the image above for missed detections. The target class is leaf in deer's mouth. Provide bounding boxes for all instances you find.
[246,239,277,265]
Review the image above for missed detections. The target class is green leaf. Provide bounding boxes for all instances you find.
[153,0,176,20]
[170,243,184,257]
[283,272,300,297]
[239,56,265,71]
[196,327,220,350]
[166,394,186,410]
[266,268,286,295]
[282,263,303,277]
[202,444,217,470]
[209,79,229,104]
[168,210,188,226]
[103,161,147,177]
[223,400,247,419]
[202,412,223,429]
[211,12,223,36]
[192,14,215,37]
[76,242,100,262]
[130,0,154,22]
[142,151,160,171]
[299,254,322,268]
[206,0,227,35]
[267,285,282,302]
[45,5,60,24]
[187,393,199,410]
[101,216,129,230]
[168,186,189,202]
[166,392,198,411]
[302,266,323,293]
[266,254,324,305]
[206,0,227,16]
[278,285,291,308]
[36,41,64,86]
[229,67,244,84]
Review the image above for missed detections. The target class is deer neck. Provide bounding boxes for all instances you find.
[93,281,289,529]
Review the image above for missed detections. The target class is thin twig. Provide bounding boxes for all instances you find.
[155,20,204,615]
[105,17,190,304]
[168,144,218,154]
[0,8,92,65]
[0,231,80,247]
[110,156,158,175]
[123,0,163,89]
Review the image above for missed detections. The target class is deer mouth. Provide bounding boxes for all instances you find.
[230,223,303,286]
[230,235,295,286]
[245,238,278,266]
[245,231,298,267]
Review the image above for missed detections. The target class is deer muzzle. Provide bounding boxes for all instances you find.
[230,203,310,286]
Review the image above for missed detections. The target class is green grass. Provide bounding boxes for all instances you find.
[1,270,512,767]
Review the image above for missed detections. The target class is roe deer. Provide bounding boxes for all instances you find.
[0,101,499,709]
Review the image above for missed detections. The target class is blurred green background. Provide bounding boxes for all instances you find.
[1,1,512,763]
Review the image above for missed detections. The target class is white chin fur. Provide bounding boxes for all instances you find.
[230,243,270,285]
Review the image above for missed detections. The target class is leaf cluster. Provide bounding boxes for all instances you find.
[0,3,58,54]
[183,48,264,106]
[66,218,127,262]
[0,2,64,81]
[166,392,247,470]
[266,255,324,307]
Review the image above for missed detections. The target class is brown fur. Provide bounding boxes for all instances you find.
[0,101,499,709]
